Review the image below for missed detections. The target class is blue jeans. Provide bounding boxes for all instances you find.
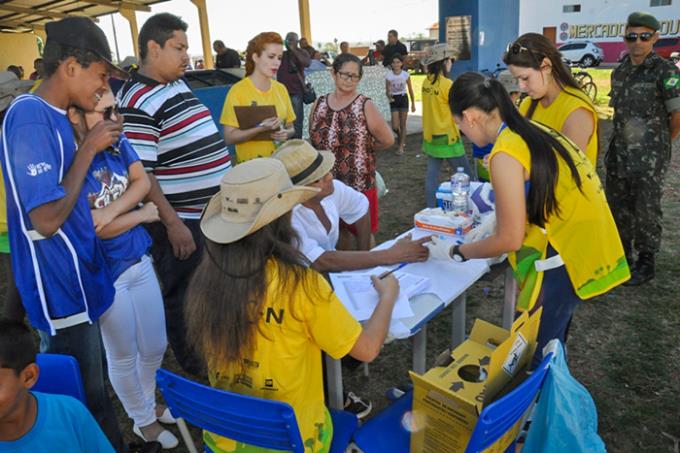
[290,93,304,139]
[530,245,582,369]
[425,155,473,208]
[39,322,126,452]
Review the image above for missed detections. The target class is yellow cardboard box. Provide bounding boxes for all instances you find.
[409,309,542,453]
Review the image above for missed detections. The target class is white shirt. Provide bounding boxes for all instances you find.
[385,70,410,96]
[292,180,369,264]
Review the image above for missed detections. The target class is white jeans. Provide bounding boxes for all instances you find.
[100,254,167,427]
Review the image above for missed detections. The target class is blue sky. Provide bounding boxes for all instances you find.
[100,0,438,60]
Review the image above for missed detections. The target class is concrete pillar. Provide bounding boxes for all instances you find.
[190,0,214,69]
[298,0,312,42]
[119,6,139,59]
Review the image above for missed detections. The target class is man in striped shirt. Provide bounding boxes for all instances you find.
[117,13,231,375]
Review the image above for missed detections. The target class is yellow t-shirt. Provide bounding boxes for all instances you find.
[205,261,362,453]
[220,77,296,163]
[490,123,629,303]
[421,74,464,158]
[518,85,598,165]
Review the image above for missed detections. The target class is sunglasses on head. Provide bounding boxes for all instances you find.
[505,41,540,63]
[624,32,654,42]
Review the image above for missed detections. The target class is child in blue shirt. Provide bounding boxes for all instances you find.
[0,319,113,452]
[67,90,178,449]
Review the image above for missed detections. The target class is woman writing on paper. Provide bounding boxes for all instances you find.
[186,158,399,452]
[426,73,629,368]
[221,32,296,163]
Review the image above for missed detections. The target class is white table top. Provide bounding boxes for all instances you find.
[332,228,490,339]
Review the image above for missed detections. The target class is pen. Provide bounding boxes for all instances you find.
[379,262,407,279]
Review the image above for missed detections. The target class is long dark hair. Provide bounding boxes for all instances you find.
[185,213,323,370]
[503,33,593,117]
[427,58,449,85]
[449,72,582,227]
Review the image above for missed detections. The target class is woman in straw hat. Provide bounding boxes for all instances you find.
[186,158,399,452]
[273,139,430,273]
[421,43,472,208]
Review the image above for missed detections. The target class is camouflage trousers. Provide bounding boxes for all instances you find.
[605,165,666,260]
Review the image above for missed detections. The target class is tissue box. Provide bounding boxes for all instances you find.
[414,208,473,236]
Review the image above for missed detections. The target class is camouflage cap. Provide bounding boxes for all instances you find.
[497,70,519,93]
[626,12,660,31]
[422,43,456,66]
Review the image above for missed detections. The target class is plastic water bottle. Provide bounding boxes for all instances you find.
[451,167,470,214]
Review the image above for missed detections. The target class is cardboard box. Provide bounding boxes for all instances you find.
[414,208,473,236]
[409,309,542,453]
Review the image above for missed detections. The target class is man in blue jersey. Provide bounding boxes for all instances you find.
[0,17,127,450]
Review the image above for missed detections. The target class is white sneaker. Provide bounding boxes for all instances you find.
[133,424,179,449]
[157,407,177,425]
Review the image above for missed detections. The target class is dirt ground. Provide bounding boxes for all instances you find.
[2,119,679,452]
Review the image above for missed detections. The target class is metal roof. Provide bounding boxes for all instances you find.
[0,0,169,32]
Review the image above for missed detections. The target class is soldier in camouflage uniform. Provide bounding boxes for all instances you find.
[606,12,680,286]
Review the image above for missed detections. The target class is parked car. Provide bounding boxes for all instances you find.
[558,41,603,67]
[619,37,680,62]
[403,38,437,72]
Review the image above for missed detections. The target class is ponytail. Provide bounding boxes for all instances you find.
[449,72,582,227]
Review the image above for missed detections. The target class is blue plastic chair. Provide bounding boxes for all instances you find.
[465,351,553,453]
[32,353,87,404]
[353,351,554,453]
[156,368,358,453]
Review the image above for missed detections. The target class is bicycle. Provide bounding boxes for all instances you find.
[480,63,507,79]
[567,61,598,103]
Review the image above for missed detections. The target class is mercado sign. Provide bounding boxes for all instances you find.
[568,18,680,39]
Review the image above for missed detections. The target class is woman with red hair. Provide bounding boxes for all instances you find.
[221,32,296,163]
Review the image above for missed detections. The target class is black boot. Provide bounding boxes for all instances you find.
[624,253,655,286]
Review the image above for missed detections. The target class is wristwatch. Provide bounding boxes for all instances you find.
[451,244,468,263]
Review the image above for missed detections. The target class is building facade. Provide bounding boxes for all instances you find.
[520,0,680,62]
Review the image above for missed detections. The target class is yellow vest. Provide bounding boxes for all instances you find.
[205,261,362,453]
[490,123,629,307]
[220,77,296,164]
[518,85,598,165]
[0,166,6,235]
[421,75,464,157]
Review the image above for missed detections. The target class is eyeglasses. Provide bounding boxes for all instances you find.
[337,71,361,82]
[101,105,121,155]
[103,105,119,121]
[624,32,654,42]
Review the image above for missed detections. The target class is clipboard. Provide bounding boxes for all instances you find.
[234,105,278,141]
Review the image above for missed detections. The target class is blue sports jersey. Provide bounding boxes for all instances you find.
[0,392,114,452]
[0,94,114,334]
[84,136,152,280]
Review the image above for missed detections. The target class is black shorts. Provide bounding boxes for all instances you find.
[390,94,409,112]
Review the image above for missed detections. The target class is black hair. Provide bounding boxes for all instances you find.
[449,72,582,227]
[427,58,449,84]
[503,33,592,118]
[391,53,404,63]
[332,53,363,78]
[138,13,188,61]
[388,29,398,37]
[0,319,37,375]
[42,42,102,77]
[6,65,22,79]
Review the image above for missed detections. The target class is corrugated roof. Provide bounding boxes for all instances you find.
[0,0,169,32]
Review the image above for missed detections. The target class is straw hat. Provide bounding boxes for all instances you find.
[422,43,456,66]
[200,158,320,244]
[272,139,335,186]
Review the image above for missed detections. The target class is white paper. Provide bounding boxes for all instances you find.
[330,271,420,321]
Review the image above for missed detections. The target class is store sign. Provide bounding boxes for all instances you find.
[569,19,680,39]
